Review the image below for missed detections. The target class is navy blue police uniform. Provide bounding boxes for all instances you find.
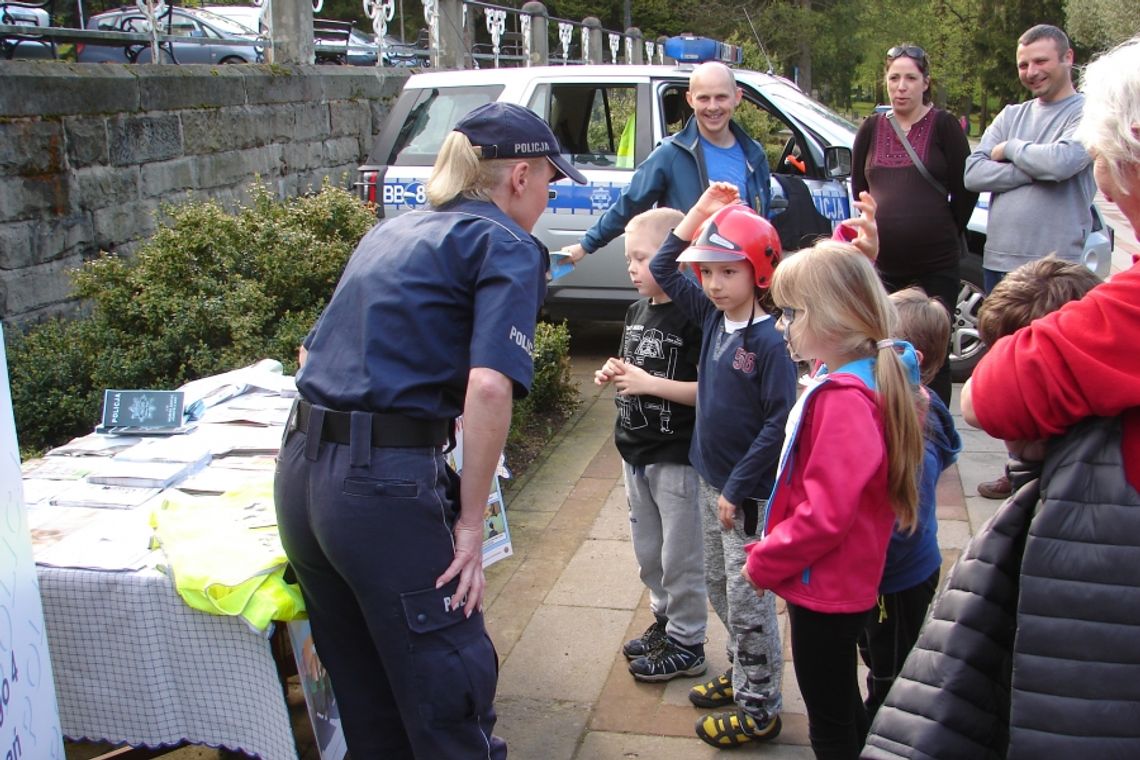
[275,102,586,759]
[276,203,543,759]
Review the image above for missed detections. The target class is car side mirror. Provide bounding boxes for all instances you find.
[824,146,852,179]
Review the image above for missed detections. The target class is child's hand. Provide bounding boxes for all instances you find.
[740,565,761,591]
[717,494,737,530]
[840,191,879,261]
[674,182,741,242]
[612,361,656,397]
[695,182,740,217]
[593,358,624,386]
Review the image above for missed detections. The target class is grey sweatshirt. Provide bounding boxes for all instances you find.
[964,93,1095,272]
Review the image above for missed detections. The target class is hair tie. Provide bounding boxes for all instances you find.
[876,339,896,350]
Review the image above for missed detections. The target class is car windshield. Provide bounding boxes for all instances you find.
[190,9,256,36]
[389,86,504,165]
[761,83,857,146]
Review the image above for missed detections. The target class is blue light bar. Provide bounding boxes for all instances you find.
[663,34,743,65]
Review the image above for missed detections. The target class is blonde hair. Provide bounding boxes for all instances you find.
[889,287,950,385]
[425,131,538,207]
[625,207,684,246]
[1075,36,1140,198]
[772,242,924,530]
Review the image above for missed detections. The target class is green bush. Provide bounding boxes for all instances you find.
[7,182,579,465]
[506,320,579,458]
[7,179,375,455]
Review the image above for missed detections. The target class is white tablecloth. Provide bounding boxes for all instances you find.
[39,565,299,759]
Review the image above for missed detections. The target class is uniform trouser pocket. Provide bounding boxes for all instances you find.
[401,583,499,726]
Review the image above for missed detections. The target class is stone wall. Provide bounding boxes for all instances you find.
[0,61,409,324]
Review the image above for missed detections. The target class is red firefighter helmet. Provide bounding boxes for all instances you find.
[676,204,782,288]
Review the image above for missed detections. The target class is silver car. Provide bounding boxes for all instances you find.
[78,7,263,64]
[356,63,1113,380]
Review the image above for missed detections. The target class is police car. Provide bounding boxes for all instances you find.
[356,52,1113,380]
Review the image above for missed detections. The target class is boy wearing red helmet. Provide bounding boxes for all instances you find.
[649,183,797,748]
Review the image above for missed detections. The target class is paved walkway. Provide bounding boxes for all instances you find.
[486,321,1007,758]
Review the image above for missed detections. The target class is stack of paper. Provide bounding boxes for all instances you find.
[87,459,208,490]
[51,482,163,510]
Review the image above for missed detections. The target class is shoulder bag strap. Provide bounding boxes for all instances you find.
[885,111,948,198]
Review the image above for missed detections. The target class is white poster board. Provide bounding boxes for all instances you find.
[0,326,64,758]
[446,417,513,567]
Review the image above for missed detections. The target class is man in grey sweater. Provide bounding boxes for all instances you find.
[964,23,1095,500]
[965,24,1095,293]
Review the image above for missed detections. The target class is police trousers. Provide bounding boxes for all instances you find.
[275,426,506,759]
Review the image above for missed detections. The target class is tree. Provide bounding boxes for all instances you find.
[1065,0,1139,51]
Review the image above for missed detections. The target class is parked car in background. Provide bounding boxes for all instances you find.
[356,49,1113,380]
[1,3,55,59]
[78,6,263,63]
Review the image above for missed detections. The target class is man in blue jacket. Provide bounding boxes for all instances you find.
[563,61,772,264]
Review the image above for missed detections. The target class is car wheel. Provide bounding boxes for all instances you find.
[950,254,987,382]
[219,56,245,64]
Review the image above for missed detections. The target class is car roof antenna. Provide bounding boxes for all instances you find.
[738,5,774,75]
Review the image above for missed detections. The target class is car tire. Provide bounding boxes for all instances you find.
[219,56,245,64]
[950,253,987,382]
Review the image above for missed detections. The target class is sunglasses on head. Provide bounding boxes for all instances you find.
[887,45,926,61]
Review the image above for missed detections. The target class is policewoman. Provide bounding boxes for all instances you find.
[275,102,586,758]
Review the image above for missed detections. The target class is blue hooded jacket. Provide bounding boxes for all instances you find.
[879,388,961,594]
[580,116,772,253]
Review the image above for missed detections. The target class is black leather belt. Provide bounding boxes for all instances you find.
[295,400,451,448]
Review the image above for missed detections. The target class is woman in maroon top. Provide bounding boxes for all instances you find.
[852,45,978,404]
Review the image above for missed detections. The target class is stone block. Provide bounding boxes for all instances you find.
[4,214,97,270]
[0,61,140,117]
[74,166,139,210]
[0,174,69,223]
[196,146,280,190]
[328,100,371,140]
[2,254,86,317]
[92,199,158,251]
[64,117,110,168]
[181,107,259,154]
[324,136,364,166]
[140,158,197,198]
[109,114,183,166]
[317,67,397,102]
[243,65,323,105]
[0,221,34,271]
[282,141,325,173]
[292,102,331,141]
[0,120,65,175]
[137,65,247,111]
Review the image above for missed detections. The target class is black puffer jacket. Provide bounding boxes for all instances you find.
[863,417,1140,759]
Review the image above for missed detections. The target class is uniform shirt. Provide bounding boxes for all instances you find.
[298,198,547,419]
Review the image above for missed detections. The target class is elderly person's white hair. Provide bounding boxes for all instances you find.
[1075,36,1140,195]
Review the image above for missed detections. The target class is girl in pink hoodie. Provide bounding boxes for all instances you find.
[743,242,925,760]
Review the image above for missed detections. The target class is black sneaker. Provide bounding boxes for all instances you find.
[622,619,667,660]
[629,637,706,682]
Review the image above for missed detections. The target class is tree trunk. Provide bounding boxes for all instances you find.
[798,0,812,95]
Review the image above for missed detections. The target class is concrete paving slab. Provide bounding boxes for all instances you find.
[937,518,973,551]
[958,425,1007,454]
[967,494,1002,533]
[576,730,816,758]
[497,605,632,703]
[956,451,1009,496]
[495,695,591,760]
[588,483,631,541]
[547,538,643,610]
[486,557,568,657]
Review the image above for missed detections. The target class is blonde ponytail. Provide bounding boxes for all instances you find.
[426,131,517,207]
[874,342,925,531]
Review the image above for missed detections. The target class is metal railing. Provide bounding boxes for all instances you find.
[1,0,671,67]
